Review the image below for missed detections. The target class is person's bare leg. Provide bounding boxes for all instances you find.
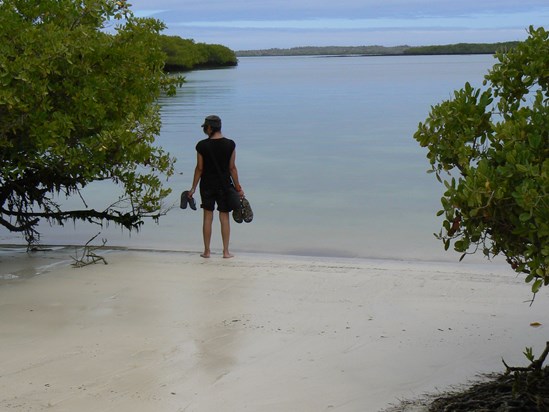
[219,211,233,258]
[201,210,214,258]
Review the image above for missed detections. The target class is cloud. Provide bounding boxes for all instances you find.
[127,0,549,49]
[168,11,546,30]
[130,0,549,20]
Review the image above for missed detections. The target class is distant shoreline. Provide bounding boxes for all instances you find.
[236,41,519,57]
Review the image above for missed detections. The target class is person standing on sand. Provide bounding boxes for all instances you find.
[187,115,244,258]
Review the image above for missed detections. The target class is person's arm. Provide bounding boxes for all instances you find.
[229,150,244,196]
[188,152,203,198]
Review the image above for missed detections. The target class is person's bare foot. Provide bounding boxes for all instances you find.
[223,252,234,259]
[200,251,210,258]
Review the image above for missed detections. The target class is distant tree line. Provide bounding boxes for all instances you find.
[236,42,520,57]
[236,45,407,57]
[403,42,520,55]
[159,35,238,72]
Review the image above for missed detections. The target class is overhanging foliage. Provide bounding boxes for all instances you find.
[0,0,183,245]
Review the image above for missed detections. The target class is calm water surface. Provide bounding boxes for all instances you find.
[1,55,497,261]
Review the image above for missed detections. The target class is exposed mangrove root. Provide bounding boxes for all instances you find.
[71,233,108,268]
[424,342,549,411]
[384,343,549,411]
[426,370,549,411]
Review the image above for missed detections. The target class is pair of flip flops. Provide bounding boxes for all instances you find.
[180,191,197,210]
[233,197,253,223]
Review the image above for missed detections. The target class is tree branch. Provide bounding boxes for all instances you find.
[1,207,143,229]
[503,341,549,373]
[0,215,40,232]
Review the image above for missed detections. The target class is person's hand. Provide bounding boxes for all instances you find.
[235,184,244,197]
[188,188,195,198]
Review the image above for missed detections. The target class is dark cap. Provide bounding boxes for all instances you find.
[201,115,222,128]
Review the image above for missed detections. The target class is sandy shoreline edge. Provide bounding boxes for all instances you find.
[1,248,548,411]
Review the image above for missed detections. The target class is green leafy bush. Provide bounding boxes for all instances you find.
[0,0,183,244]
[415,26,549,294]
[159,35,237,72]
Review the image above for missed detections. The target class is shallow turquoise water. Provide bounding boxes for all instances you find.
[1,55,497,261]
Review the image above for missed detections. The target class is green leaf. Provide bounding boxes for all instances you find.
[519,213,531,222]
[532,279,543,294]
[523,347,534,362]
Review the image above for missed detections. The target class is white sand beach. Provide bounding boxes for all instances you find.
[1,249,548,412]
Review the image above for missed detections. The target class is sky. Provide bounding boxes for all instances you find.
[127,0,549,50]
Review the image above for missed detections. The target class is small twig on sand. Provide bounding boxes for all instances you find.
[71,233,108,268]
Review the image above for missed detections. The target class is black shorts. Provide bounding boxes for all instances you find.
[200,187,231,212]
